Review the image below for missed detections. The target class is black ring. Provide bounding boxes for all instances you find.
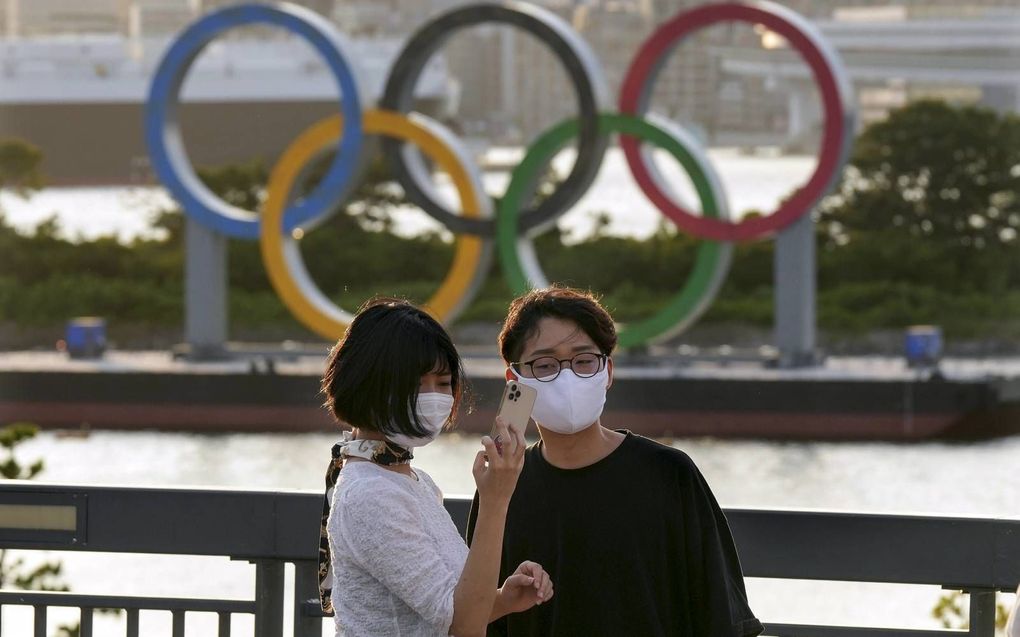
[379,1,610,237]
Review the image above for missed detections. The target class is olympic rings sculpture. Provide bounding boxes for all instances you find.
[145,0,855,348]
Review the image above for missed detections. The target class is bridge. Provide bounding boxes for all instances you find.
[714,10,1020,148]
[1,482,1017,636]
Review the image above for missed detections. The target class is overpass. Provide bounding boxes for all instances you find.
[0,33,452,184]
[712,12,1020,147]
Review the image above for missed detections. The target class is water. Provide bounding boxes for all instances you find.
[0,186,176,243]
[10,430,1020,635]
[0,148,817,243]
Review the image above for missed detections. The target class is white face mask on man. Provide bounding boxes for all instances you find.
[386,392,454,448]
[516,366,609,435]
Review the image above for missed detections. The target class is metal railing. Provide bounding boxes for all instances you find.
[0,482,1016,636]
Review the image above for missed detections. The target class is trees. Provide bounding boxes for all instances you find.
[818,100,1020,293]
[808,100,1020,338]
[0,139,43,194]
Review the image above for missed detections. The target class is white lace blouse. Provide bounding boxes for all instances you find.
[327,461,469,637]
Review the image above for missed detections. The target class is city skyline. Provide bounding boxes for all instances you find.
[0,0,1017,183]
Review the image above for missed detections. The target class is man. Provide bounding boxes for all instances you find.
[467,286,763,636]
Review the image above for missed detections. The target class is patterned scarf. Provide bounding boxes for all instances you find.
[317,431,414,616]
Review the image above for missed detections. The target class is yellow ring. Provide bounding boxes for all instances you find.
[260,110,490,340]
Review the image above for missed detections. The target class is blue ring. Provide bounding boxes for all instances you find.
[144,3,364,240]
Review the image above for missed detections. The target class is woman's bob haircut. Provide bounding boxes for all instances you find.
[321,297,465,438]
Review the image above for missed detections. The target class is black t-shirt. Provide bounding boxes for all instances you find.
[466,431,763,637]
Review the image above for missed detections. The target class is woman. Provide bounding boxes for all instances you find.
[317,298,553,637]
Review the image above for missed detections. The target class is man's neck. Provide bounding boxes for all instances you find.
[538,423,625,470]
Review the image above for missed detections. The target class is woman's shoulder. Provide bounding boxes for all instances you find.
[329,465,452,550]
[335,463,418,509]
[414,468,443,499]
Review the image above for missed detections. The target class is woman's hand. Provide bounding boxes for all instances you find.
[453,420,527,636]
[493,561,554,619]
[472,417,525,507]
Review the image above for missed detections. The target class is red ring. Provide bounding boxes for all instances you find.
[619,2,849,242]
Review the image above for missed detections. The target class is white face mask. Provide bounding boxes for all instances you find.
[517,366,609,435]
[387,392,454,448]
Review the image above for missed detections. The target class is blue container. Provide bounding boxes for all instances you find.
[66,317,107,359]
[904,325,942,368]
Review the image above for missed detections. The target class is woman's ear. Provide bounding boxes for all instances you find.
[505,366,517,381]
[606,357,614,390]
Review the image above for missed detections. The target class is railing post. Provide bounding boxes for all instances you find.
[33,605,45,637]
[968,589,997,636]
[126,608,140,637]
[293,560,322,637]
[79,607,93,637]
[172,609,186,637]
[218,612,232,637]
[253,560,285,637]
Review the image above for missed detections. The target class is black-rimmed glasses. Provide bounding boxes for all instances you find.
[511,353,607,382]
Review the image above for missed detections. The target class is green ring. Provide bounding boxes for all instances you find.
[496,113,733,348]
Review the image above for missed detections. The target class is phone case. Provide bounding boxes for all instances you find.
[494,380,538,434]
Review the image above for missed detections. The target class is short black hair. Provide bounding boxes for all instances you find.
[499,286,617,364]
[321,297,465,437]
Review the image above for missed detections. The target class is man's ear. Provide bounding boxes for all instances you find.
[505,366,517,381]
[606,357,614,390]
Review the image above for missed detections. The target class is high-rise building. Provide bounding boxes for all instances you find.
[131,0,197,36]
[652,0,1020,21]
[440,0,656,143]
[0,0,339,37]
[332,0,457,36]
[202,0,334,15]
[5,0,124,35]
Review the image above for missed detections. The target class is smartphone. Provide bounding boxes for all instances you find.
[492,380,537,454]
